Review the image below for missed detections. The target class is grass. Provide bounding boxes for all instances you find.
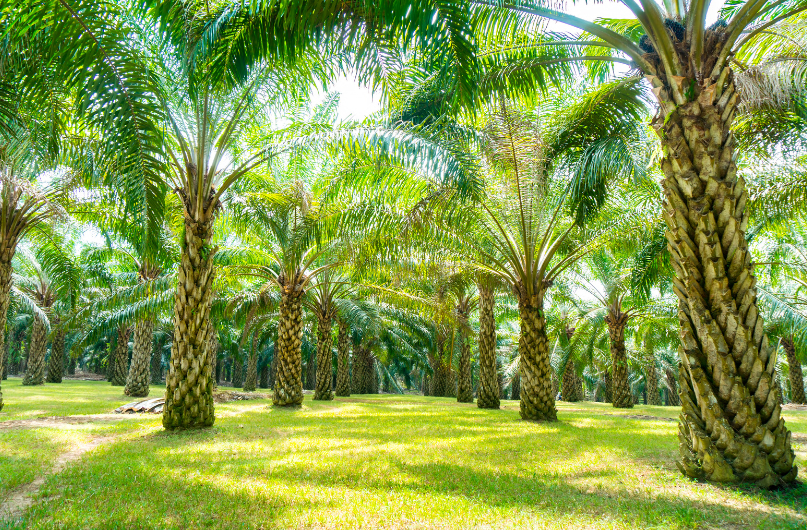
[0,380,805,530]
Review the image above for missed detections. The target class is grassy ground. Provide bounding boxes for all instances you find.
[0,380,805,530]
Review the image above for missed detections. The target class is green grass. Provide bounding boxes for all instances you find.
[1,381,805,529]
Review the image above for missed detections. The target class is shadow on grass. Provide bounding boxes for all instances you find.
[7,396,806,530]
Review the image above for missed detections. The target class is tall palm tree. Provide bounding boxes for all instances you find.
[433,82,649,421]
[483,0,803,485]
[476,273,501,408]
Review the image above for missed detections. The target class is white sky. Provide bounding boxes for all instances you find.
[317,1,727,121]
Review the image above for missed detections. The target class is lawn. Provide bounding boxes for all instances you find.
[1,380,805,529]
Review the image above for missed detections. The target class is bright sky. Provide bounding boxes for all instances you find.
[319,1,728,121]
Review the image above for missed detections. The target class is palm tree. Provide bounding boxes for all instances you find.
[483,0,803,485]
[433,82,649,421]
[476,273,501,408]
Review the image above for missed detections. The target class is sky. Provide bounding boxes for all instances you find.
[316,1,727,121]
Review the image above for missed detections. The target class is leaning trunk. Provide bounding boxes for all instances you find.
[46,323,65,384]
[606,312,633,409]
[125,319,153,397]
[645,345,661,406]
[782,337,805,405]
[652,70,797,485]
[22,314,47,386]
[335,320,350,397]
[162,213,216,430]
[273,284,304,406]
[476,285,499,409]
[518,301,556,421]
[314,315,334,401]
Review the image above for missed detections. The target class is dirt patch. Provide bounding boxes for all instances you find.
[782,404,807,412]
[602,413,677,422]
[0,435,116,520]
[0,414,137,431]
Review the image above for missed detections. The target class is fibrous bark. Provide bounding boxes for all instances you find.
[314,315,334,401]
[151,338,163,384]
[650,67,797,484]
[243,332,259,392]
[603,369,613,404]
[335,320,350,397]
[162,210,216,430]
[46,320,65,383]
[208,334,218,390]
[22,315,47,386]
[125,319,153,397]
[517,300,556,421]
[782,337,805,405]
[476,285,499,409]
[606,312,633,409]
[273,282,305,406]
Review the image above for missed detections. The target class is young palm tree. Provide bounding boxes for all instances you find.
[484,0,802,485]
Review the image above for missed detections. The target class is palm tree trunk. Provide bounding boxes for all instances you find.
[457,329,473,403]
[782,337,805,405]
[259,364,269,388]
[273,286,304,406]
[125,319,153,397]
[232,356,244,388]
[162,216,216,430]
[654,74,797,485]
[23,314,47,386]
[645,346,661,406]
[510,371,520,401]
[243,335,258,392]
[518,303,556,421]
[314,315,334,401]
[476,285,499,409]
[269,350,276,389]
[208,334,218,390]
[606,313,633,409]
[665,367,680,406]
[67,356,75,376]
[151,338,163,384]
[562,360,580,402]
[335,320,350,397]
[46,317,65,383]
[603,368,613,403]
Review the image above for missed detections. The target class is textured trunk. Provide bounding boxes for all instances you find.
[665,367,681,406]
[782,337,805,405]
[46,322,65,383]
[476,286,499,409]
[561,360,580,402]
[67,356,76,376]
[232,356,244,388]
[652,73,797,485]
[162,214,216,430]
[259,363,269,388]
[269,350,276,389]
[645,346,661,406]
[456,324,473,403]
[510,372,520,400]
[0,259,7,409]
[151,338,163,384]
[314,315,334,401]
[335,320,350,397]
[606,313,633,409]
[273,286,304,406]
[125,319,153,397]
[208,334,218,390]
[22,315,47,386]
[518,303,556,421]
[603,369,613,404]
[371,363,379,394]
[432,364,447,397]
[243,334,258,392]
